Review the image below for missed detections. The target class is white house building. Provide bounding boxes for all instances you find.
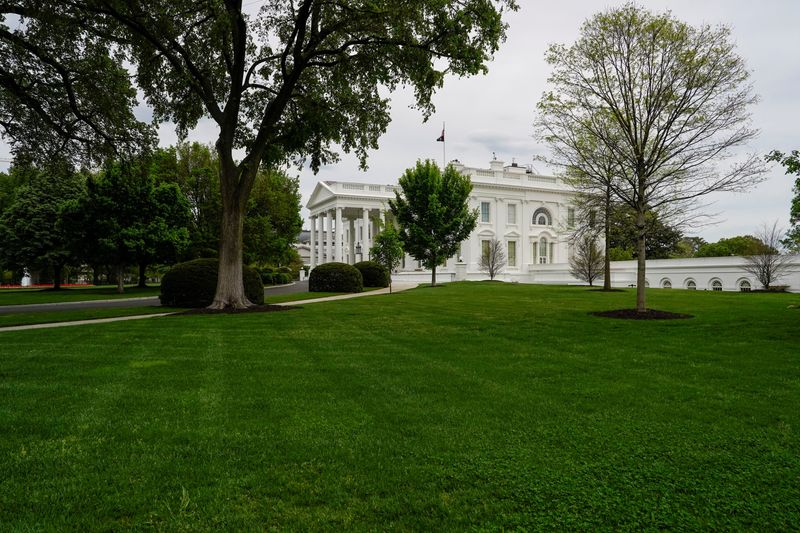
[306,158,578,280]
[305,158,800,291]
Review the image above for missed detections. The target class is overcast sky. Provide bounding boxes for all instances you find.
[2,0,798,242]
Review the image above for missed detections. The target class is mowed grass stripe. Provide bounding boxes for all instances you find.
[0,283,798,529]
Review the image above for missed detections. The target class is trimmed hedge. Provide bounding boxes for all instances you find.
[354,261,390,288]
[309,262,363,293]
[160,258,264,307]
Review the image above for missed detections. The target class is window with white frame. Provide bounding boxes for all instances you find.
[538,237,548,264]
[662,279,672,289]
[686,279,697,290]
[481,202,490,223]
[481,239,490,260]
[567,207,575,228]
[739,280,751,292]
[507,240,517,267]
[507,204,517,224]
[712,279,723,291]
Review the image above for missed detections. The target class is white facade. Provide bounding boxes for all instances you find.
[305,159,577,277]
[305,158,800,291]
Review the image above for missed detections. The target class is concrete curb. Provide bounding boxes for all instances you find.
[0,312,175,333]
[275,282,419,306]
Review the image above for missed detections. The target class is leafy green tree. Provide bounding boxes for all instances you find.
[696,235,770,258]
[767,150,800,251]
[608,207,683,260]
[61,161,191,292]
[2,0,517,308]
[370,225,404,293]
[671,237,707,258]
[537,4,766,312]
[390,161,477,287]
[0,12,153,162]
[0,161,83,289]
[244,169,303,267]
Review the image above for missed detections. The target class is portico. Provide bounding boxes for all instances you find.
[306,181,397,267]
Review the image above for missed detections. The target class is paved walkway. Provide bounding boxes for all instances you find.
[0,282,418,332]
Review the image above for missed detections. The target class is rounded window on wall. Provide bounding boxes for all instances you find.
[685,279,697,290]
[661,279,672,289]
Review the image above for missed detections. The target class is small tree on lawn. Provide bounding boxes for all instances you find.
[743,221,793,290]
[479,238,506,280]
[370,224,404,293]
[569,234,604,287]
[390,161,477,287]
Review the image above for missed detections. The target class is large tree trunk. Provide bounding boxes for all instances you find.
[92,265,100,286]
[210,183,251,309]
[603,187,612,290]
[52,263,63,290]
[116,264,125,294]
[635,209,647,312]
[431,263,437,287]
[137,262,148,288]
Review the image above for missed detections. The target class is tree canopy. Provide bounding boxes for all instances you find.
[537,3,766,311]
[767,150,800,251]
[390,160,477,286]
[1,0,517,308]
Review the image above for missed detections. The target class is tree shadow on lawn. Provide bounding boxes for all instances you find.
[591,308,693,320]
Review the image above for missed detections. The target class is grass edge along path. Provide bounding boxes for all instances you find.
[0,285,161,306]
[0,283,798,530]
[0,306,180,329]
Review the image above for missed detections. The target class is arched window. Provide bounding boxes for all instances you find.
[533,207,552,226]
[711,279,723,291]
[739,279,752,292]
[539,237,548,264]
[661,279,672,289]
[685,279,697,290]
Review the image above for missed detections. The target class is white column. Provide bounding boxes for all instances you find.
[326,209,333,264]
[317,213,325,265]
[349,219,356,264]
[362,208,371,260]
[335,207,343,262]
[309,215,317,269]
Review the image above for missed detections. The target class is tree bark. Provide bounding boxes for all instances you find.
[210,183,251,309]
[137,262,147,288]
[92,265,100,286]
[431,262,437,287]
[635,209,647,312]
[603,186,612,290]
[116,264,125,293]
[52,263,62,290]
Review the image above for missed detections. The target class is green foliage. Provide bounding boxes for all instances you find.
[671,236,708,258]
[608,207,683,259]
[390,161,477,285]
[354,261,390,288]
[767,149,800,251]
[696,235,769,257]
[0,161,84,287]
[160,258,263,308]
[60,160,192,280]
[1,0,516,306]
[370,225,404,279]
[243,169,303,266]
[309,262,363,293]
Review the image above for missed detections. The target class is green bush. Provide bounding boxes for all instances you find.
[354,261,390,288]
[160,258,264,307]
[260,272,275,285]
[309,262,363,293]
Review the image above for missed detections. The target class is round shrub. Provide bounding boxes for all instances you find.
[354,261,390,288]
[309,262,363,293]
[160,258,264,307]
[260,272,275,285]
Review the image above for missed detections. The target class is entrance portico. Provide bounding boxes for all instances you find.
[306,181,397,268]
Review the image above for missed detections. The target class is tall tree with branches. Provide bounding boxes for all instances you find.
[0,0,517,308]
[569,234,604,287]
[537,4,767,312]
[742,221,793,290]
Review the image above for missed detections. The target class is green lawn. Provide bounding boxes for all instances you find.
[0,306,178,328]
[0,283,798,530]
[0,285,161,305]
